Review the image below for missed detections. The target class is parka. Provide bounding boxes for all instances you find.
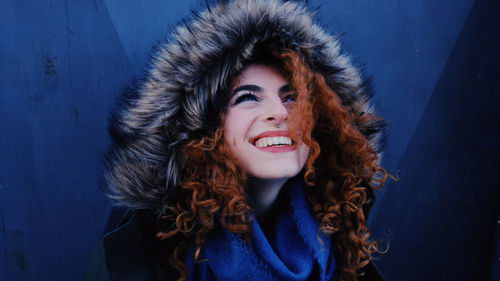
[83,0,387,280]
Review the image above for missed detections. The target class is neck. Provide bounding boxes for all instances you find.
[246,177,288,219]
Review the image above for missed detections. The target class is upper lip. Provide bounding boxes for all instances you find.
[250,130,291,145]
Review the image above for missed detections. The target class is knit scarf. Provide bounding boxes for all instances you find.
[185,177,337,281]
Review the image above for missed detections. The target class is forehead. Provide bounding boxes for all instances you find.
[234,64,288,87]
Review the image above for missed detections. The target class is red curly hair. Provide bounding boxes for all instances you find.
[156,48,388,281]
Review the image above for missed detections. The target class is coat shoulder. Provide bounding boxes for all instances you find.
[82,209,178,281]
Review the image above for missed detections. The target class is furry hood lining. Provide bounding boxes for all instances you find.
[104,0,384,214]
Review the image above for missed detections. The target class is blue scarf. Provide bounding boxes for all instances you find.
[185,177,337,281]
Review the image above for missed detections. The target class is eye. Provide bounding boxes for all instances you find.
[281,93,296,103]
[231,92,259,105]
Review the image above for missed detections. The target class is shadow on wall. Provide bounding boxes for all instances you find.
[370,0,500,280]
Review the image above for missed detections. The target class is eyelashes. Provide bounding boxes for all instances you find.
[282,93,296,102]
[229,91,296,106]
[232,92,259,105]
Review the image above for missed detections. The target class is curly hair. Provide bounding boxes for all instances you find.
[156,48,387,281]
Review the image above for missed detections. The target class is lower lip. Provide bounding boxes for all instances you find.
[254,144,297,153]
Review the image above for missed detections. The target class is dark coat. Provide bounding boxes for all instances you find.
[83,209,385,281]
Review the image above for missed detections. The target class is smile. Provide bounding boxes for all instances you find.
[255,136,292,147]
[250,130,297,153]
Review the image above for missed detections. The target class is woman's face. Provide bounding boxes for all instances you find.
[224,64,310,180]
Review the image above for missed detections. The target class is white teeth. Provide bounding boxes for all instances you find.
[255,136,292,147]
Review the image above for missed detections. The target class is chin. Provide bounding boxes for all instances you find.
[247,165,303,181]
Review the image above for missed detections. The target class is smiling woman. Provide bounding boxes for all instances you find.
[83,1,388,281]
[224,64,310,219]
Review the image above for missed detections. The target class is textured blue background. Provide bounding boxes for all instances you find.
[1,0,498,280]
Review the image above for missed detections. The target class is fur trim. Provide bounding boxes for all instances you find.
[104,0,385,214]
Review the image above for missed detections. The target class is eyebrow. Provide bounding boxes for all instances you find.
[230,84,292,97]
[231,85,262,96]
[279,84,292,93]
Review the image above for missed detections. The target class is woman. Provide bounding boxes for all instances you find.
[84,0,388,280]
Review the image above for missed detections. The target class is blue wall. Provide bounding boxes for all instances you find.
[1,0,498,280]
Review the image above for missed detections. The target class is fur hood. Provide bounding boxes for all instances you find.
[105,0,384,214]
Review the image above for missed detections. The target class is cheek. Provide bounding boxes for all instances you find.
[223,110,247,150]
[223,113,236,143]
[298,144,310,167]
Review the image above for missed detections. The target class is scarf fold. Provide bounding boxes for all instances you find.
[185,177,336,281]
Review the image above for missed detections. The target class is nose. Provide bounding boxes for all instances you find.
[264,97,288,126]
